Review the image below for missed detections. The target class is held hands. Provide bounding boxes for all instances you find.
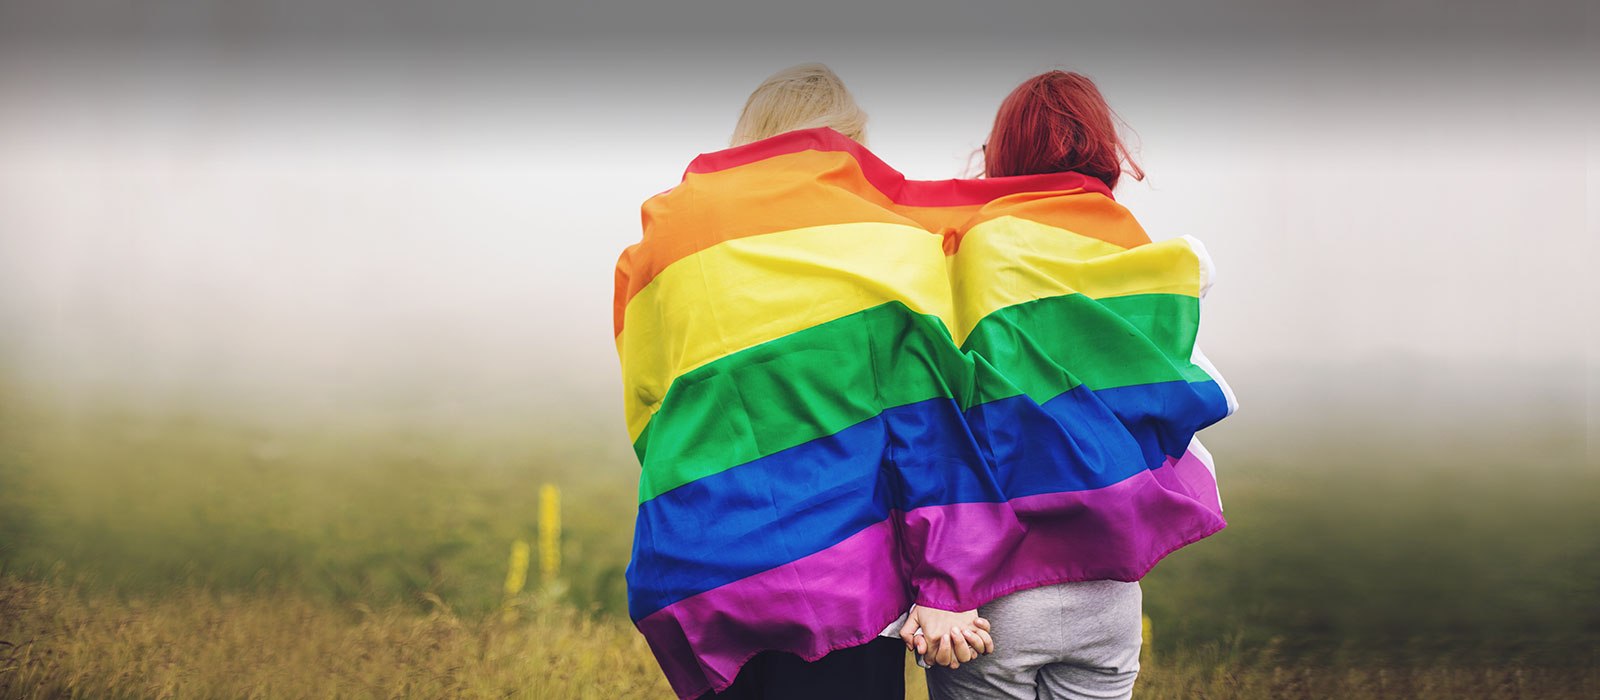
[897,604,995,669]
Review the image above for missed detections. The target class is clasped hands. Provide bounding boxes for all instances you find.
[897,604,995,669]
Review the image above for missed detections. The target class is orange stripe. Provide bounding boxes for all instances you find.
[954,191,1152,252]
[615,150,915,336]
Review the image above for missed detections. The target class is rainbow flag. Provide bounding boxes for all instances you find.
[614,128,1236,698]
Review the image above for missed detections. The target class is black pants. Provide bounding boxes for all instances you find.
[695,636,906,700]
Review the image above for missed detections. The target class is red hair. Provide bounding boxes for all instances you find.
[983,71,1143,188]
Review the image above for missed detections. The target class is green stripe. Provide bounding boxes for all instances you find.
[634,303,1012,502]
[960,293,1209,403]
[634,294,1209,503]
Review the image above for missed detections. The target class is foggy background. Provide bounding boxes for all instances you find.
[1,1,1594,470]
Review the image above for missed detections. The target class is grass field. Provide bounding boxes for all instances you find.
[2,387,1596,698]
[4,577,1595,700]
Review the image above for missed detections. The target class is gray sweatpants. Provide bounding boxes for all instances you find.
[926,581,1142,700]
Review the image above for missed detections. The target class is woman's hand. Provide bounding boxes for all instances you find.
[897,604,994,669]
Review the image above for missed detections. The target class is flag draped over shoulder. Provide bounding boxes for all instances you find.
[614,127,1237,699]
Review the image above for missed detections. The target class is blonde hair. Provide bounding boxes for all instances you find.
[730,63,868,147]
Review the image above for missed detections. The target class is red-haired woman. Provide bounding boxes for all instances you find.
[923,70,1149,700]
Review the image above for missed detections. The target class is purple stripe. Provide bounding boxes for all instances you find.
[904,451,1225,610]
[635,450,1223,699]
[1152,448,1223,513]
[635,520,912,698]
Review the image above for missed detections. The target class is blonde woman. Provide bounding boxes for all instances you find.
[640,63,990,700]
[728,62,868,147]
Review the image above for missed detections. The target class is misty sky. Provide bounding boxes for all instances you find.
[0,1,1594,440]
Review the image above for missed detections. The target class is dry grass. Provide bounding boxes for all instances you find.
[0,578,672,700]
[5,577,1596,700]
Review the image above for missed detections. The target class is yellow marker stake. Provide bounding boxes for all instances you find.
[1140,614,1154,668]
[540,484,562,583]
[504,539,530,598]
[501,539,531,623]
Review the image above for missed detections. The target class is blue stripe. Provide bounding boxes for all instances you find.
[626,378,1227,620]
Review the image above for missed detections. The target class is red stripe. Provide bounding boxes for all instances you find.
[681,127,1114,206]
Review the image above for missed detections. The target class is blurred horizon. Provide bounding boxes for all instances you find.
[3,3,1594,446]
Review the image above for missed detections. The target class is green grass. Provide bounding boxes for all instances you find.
[0,394,637,619]
[1139,437,1600,669]
[1,387,1596,697]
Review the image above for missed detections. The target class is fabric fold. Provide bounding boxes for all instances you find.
[615,128,1234,698]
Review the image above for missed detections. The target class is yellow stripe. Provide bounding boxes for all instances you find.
[950,216,1202,343]
[619,222,953,441]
